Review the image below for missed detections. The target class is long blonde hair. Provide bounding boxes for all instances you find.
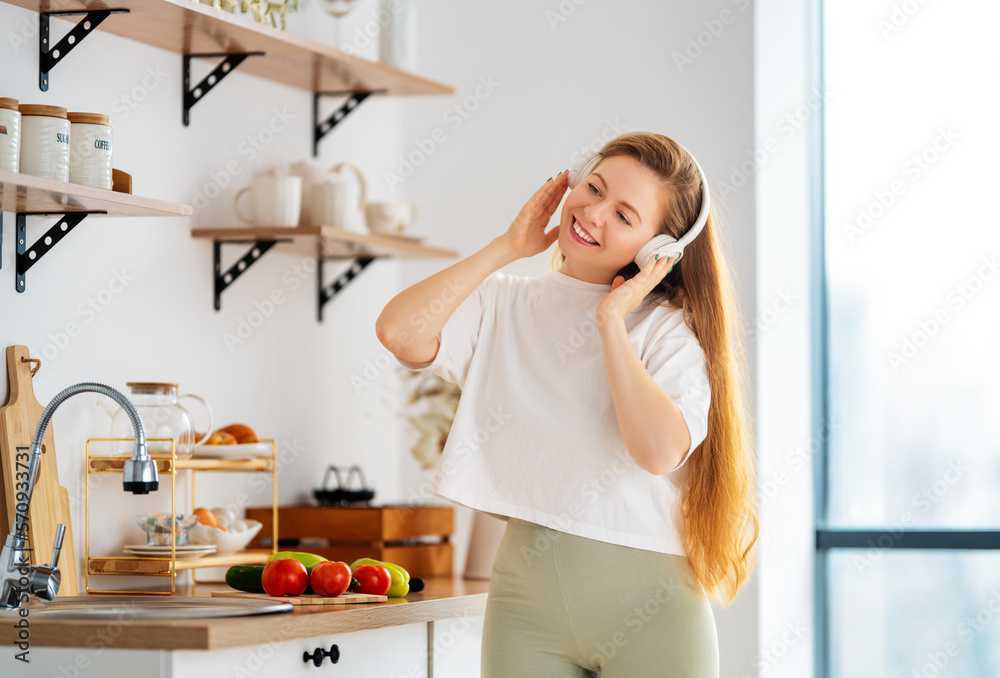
[552,132,759,605]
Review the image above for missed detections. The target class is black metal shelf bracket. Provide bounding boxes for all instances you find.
[15,211,105,292]
[312,91,383,157]
[213,239,292,311]
[39,9,130,91]
[317,256,376,321]
[183,52,265,127]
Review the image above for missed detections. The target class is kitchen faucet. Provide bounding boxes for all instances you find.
[1,382,158,610]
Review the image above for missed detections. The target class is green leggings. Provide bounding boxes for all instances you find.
[481,518,719,677]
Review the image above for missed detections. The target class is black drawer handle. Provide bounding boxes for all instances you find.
[303,644,340,667]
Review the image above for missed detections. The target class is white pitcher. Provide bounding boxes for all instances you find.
[289,159,326,225]
[310,162,369,232]
[96,383,213,459]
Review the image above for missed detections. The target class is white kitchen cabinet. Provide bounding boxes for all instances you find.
[0,623,434,678]
[171,622,429,677]
[430,615,485,678]
[301,624,429,677]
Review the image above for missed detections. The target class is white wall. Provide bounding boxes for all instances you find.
[1,0,765,674]
[391,1,760,676]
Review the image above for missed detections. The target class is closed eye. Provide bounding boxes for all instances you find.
[587,183,632,226]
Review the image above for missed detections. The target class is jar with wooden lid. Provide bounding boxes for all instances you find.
[19,104,70,181]
[68,111,113,189]
[0,98,19,173]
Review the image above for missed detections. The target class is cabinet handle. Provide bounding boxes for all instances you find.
[303,644,340,667]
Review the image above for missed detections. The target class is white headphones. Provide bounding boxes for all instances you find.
[567,143,711,267]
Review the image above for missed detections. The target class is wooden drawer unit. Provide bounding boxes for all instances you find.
[247,505,454,576]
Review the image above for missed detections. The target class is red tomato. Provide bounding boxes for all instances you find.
[310,561,352,597]
[351,564,391,595]
[262,558,308,597]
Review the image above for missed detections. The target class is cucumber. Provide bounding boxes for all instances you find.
[225,564,317,595]
[226,565,266,593]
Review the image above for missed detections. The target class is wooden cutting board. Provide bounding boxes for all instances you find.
[211,590,388,606]
[0,345,79,596]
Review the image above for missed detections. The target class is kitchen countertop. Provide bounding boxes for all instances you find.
[0,577,490,651]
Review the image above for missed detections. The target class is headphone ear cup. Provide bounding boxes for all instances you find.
[634,235,682,268]
[568,153,600,189]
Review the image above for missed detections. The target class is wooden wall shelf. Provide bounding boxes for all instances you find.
[0,0,453,96]
[0,170,191,218]
[191,226,459,319]
[191,225,458,259]
[0,171,191,291]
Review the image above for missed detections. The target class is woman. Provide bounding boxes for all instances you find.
[376,132,759,677]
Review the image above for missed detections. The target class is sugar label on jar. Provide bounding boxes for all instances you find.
[57,132,69,143]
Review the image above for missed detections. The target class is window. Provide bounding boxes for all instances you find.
[817,1,1000,675]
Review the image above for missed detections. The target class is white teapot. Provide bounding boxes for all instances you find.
[289,160,326,225]
[309,162,369,232]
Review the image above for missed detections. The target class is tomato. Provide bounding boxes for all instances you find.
[310,561,352,597]
[261,558,308,597]
[351,564,391,595]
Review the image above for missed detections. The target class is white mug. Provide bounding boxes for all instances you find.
[365,201,418,235]
[235,173,302,227]
[311,162,368,232]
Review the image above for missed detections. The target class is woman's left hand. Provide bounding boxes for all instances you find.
[596,254,677,324]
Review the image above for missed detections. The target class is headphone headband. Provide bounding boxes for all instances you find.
[679,147,711,251]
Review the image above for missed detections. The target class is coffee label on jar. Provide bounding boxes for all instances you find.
[95,139,110,151]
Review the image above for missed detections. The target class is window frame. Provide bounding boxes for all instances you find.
[811,1,1000,676]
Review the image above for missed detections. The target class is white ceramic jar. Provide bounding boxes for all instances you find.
[19,104,70,181]
[0,97,20,173]
[68,111,113,189]
[379,0,417,71]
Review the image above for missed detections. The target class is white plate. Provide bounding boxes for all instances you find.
[124,544,217,553]
[124,544,217,559]
[123,550,214,560]
[192,441,272,459]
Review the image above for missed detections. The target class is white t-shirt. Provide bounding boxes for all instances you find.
[397,268,711,556]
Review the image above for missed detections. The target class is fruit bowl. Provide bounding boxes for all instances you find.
[188,519,263,554]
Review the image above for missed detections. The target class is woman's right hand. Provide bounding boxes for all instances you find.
[498,171,569,259]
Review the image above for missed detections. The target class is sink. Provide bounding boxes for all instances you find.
[1,596,293,620]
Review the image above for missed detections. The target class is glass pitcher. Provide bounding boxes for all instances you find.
[106,383,213,458]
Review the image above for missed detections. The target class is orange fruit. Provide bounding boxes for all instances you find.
[207,431,237,445]
[217,424,258,444]
[193,507,217,528]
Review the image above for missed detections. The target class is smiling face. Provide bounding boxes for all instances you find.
[557,155,668,284]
